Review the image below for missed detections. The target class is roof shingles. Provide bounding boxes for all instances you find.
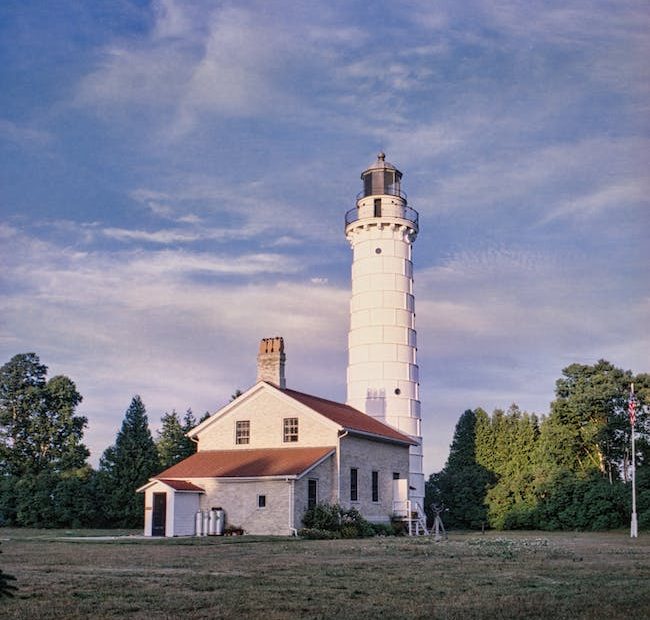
[156,446,334,480]
[280,387,416,445]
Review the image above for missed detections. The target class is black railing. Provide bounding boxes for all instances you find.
[345,205,419,228]
[356,188,408,201]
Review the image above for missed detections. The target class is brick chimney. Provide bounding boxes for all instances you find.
[257,337,286,388]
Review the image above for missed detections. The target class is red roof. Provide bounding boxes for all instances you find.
[156,446,335,479]
[281,387,416,445]
[158,479,204,492]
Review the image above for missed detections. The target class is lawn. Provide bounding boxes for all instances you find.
[1,528,649,619]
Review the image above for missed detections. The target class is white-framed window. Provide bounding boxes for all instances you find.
[258,495,266,509]
[235,420,250,445]
[283,417,299,443]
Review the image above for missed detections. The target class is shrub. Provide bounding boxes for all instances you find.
[301,502,379,539]
[302,502,342,532]
[298,528,341,540]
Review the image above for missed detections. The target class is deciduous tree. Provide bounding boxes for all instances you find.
[0,353,88,476]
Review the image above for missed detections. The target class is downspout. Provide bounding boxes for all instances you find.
[337,431,348,504]
[287,477,298,536]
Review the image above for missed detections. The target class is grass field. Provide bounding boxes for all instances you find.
[1,528,649,619]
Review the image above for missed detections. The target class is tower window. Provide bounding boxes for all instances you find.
[350,468,358,502]
[258,495,266,508]
[372,471,379,502]
[394,388,401,395]
[235,420,250,444]
[375,247,382,254]
[283,417,299,442]
[374,198,381,217]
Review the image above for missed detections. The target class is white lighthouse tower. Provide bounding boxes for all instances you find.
[345,153,424,509]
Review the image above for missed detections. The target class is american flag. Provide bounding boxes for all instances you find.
[629,388,636,427]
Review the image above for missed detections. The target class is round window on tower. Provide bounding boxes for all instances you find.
[375,248,382,254]
[394,388,401,395]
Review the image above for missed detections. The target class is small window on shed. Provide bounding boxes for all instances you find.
[258,495,266,509]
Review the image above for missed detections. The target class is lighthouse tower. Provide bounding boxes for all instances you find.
[345,153,424,508]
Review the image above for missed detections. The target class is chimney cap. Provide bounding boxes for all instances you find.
[259,336,284,355]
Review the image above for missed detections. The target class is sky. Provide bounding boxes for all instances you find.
[1,0,648,473]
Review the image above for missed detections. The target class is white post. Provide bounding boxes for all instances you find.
[630,383,638,539]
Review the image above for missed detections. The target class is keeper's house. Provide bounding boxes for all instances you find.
[137,338,415,536]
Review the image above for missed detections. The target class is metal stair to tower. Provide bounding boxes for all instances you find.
[393,499,429,536]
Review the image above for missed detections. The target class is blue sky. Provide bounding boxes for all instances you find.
[1,0,648,472]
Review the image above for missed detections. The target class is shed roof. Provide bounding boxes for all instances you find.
[280,387,416,445]
[155,446,335,480]
[157,479,205,492]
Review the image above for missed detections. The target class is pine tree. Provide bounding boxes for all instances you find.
[480,405,540,529]
[97,396,159,528]
[156,409,196,470]
[427,409,493,529]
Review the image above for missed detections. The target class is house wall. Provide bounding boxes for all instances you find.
[191,477,294,535]
[197,389,339,450]
[338,435,409,523]
[293,454,338,529]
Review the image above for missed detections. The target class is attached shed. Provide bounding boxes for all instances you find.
[138,478,204,537]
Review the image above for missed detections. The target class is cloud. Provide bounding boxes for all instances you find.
[0,118,52,147]
[0,224,348,463]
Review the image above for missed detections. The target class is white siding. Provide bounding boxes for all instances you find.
[197,390,339,451]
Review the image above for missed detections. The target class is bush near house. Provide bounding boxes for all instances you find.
[300,502,388,539]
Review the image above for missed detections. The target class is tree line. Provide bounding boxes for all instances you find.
[0,353,208,529]
[426,360,650,530]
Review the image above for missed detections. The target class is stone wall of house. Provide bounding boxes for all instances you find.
[193,477,294,535]
[292,453,338,529]
[197,388,339,450]
[338,434,410,523]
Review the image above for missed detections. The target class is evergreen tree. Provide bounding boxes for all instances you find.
[156,408,197,470]
[97,396,159,528]
[479,405,540,529]
[426,409,493,529]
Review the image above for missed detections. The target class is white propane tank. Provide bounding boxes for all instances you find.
[202,510,210,536]
[195,511,203,536]
[215,509,225,535]
[208,510,217,535]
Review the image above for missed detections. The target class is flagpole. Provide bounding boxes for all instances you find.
[630,383,638,539]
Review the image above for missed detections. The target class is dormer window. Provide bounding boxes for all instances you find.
[283,417,299,443]
[235,420,250,444]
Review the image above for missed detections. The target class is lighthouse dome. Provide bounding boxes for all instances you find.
[360,152,403,198]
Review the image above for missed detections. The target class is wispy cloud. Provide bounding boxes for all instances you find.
[0,118,52,147]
